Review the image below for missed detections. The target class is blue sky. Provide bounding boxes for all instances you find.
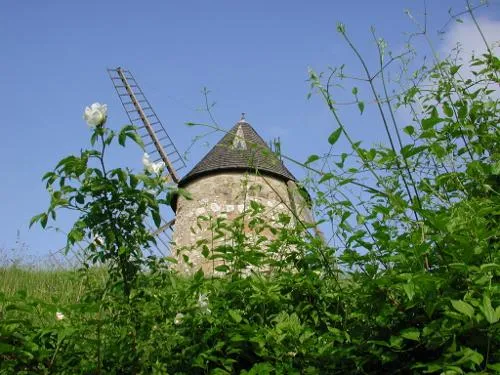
[1,0,499,261]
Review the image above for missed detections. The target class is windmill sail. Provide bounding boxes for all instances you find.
[145,220,173,258]
[108,67,185,256]
[107,67,186,183]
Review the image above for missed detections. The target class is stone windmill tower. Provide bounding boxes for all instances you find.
[109,68,312,274]
[171,116,312,274]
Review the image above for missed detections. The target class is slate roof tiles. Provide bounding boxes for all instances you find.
[178,121,296,187]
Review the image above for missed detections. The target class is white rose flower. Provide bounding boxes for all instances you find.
[56,311,65,320]
[83,102,108,128]
[174,312,184,325]
[151,161,165,174]
[142,153,165,175]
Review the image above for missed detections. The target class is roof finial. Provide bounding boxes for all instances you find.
[239,112,246,122]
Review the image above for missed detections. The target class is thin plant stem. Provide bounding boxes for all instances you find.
[338,29,420,221]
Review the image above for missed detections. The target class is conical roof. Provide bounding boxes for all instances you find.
[178,120,296,187]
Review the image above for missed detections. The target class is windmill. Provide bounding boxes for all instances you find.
[107,67,315,274]
[107,67,186,256]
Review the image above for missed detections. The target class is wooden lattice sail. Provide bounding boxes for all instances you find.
[108,67,185,256]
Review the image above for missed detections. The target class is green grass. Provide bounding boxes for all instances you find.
[0,266,106,304]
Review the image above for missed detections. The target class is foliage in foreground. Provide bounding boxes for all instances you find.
[2,9,500,375]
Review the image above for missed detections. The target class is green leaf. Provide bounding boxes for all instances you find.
[448,263,468,271]
[319,173,335,183]
[421,116,443,130]
[228,309,242,323]
[118,130,126,146]
[127,131,144,149]
[42,171,56,182]
[328,127,343,146]
[458,347,483,366]
[165,256,178,264]
[40,213,48,228]
[194,268,204,281]
[215,264,229,272]
[400,328,420,341]
[30,213,46,228]
[118,246,128,256]
[487,363,500,372]
[130,174,139,188]
[305,154,320,165]
[177,188,192,200]
[335,152,348,168]
[480,295,497,324]
[389,335,403,349]
[104,131,114,146]
[443,102,454,117]
[457,101,468,119]
[68,227,84,244]
[403,126,415,136]
[352,87,358,95]
[244,363,274,375]
[364,148,376,161]
[250,200,263,212]
[401,145,427,158]
[480,263,499,272]
[357,101,365,114]
[152,209,161,227]
[403,282,415,301]
[120,124,135,132]
[451,300,474,318]
[450,65,461,75]
[90,131,98,146]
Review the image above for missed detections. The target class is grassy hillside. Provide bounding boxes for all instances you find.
[0,266,106,303]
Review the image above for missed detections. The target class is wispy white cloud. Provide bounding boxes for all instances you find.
[437,17,500,98]
[395,16,500,129]
[438,16,500,62]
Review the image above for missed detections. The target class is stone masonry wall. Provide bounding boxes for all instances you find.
[172,172,310,275]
